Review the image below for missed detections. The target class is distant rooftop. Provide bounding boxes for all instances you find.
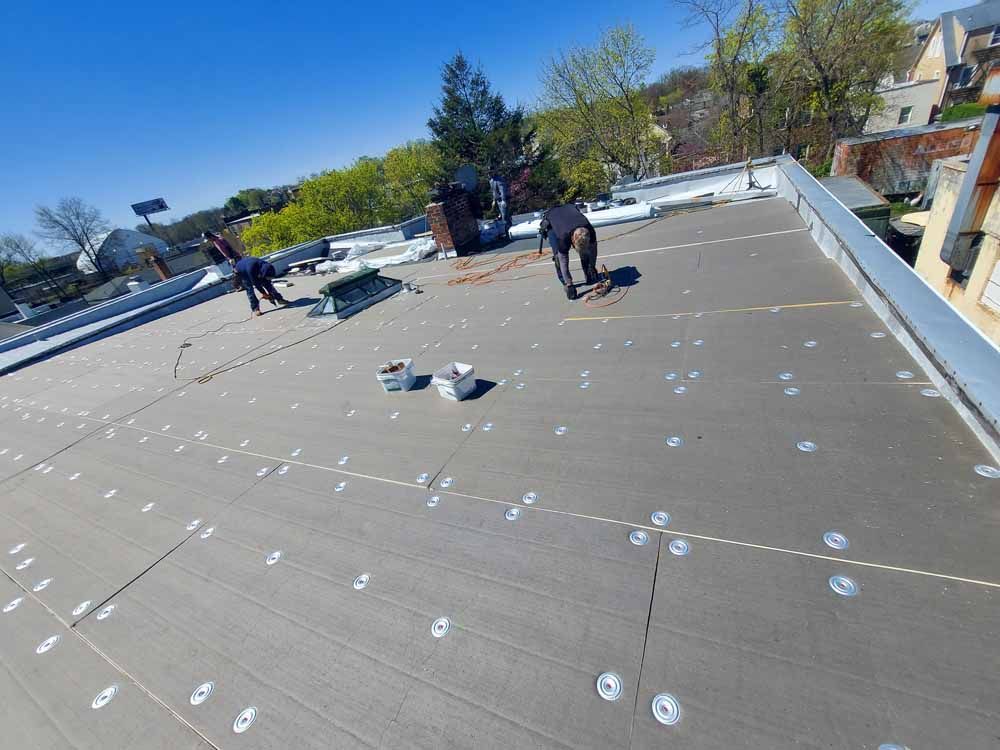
[838,116,982,146]
[939,0,1000,67]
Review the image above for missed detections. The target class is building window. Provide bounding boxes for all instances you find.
[928,32,943,57]
[991,25,1000,47]
[957,64,977,88]
[934,70,941,79]
[898,106,913,125]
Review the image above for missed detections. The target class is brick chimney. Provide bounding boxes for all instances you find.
[136,247,173,281]
[426,190,479,257]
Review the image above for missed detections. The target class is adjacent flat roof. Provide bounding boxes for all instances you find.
[820,175,889,209]
[838,117,982,146]
[0,197,997,748]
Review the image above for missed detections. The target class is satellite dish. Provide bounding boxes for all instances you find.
[455,165,478,192]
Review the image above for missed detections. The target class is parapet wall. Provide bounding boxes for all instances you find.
[775,155,1000,459]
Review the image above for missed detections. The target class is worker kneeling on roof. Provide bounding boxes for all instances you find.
[234,256,289,316]
[540,203,599,300]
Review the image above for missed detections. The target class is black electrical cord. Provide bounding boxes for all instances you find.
[173,310,344,384]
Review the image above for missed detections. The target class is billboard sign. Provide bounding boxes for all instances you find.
[131,198,169,217]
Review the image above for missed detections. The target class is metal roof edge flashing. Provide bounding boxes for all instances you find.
[0,267,215,355]
[0,270,230,375]
[774,155,1000,460]
[612,156,781,195]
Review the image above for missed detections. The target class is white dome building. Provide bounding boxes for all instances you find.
[76,228,168,275]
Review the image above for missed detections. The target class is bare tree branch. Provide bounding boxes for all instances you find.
[0,233,68,298]
[34,197,113,281]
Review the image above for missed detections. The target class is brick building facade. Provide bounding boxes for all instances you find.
[831,118,981,195]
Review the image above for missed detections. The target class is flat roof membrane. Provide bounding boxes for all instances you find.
[0,197,997,749]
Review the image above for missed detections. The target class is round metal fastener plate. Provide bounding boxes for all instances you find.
[651,693,680,725]
[829,575,858,597]
[431,617,451,638]
[651,511,670,527]
[233,706,257,733]
[190,681,214,706]
[596,672,623,701]
[629,530,649,546]
[91,684,119,710]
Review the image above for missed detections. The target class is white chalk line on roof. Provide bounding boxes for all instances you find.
[530,227,812,266]
[411,227,811,283]
[564,298,858,321]
[71,414,1000,591]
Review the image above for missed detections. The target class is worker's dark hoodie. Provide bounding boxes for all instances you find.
[541,204,596,255]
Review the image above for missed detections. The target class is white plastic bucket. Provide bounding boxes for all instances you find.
[432,362,476,401]
[376,359,416,392]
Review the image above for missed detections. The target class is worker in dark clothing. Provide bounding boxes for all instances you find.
[489,173,511,237]
[540,204,599,300]
[234,256,288,316]
[203,231,242,264]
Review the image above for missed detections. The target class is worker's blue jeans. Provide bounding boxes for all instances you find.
[238,262,280,312]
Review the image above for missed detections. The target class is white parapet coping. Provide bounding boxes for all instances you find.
[773,155,1000,459]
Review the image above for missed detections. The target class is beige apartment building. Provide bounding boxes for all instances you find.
[909,0,1000,111]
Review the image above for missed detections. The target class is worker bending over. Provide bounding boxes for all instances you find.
[234,256,288,316]
[540,204,599,300]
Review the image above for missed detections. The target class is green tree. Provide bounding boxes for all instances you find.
[514,151,569,210]
[938,102,987,123]
[299,158,396,233]
[539,25,664,182]
[428,52,542,198]
[224,188,270,215]
[242,157,401,255]
[677,0,774,161]
[783,0,909,157]
[241,203,326,256]
[564,158,613,201]
[383,141,441,219]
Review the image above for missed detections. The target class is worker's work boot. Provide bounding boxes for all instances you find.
[564,284,577,300]
[253,310,263,317]
[274,295,289,305]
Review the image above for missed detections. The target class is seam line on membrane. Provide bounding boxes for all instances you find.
[69,415,1000,591]
[0,569,222,750]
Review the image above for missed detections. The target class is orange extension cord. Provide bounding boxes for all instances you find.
[447,248,552,287]
[442,211,684,304]
[447,250,628,307]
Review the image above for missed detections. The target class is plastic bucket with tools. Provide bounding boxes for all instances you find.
[432,362,476,401]
[376,359,416,392]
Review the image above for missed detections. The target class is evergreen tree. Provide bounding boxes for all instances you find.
[428,52,562,210]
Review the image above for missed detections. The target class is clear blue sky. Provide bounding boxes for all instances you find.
[0,0,960,246]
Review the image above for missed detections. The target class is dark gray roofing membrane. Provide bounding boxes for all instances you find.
[1,197,997,749]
